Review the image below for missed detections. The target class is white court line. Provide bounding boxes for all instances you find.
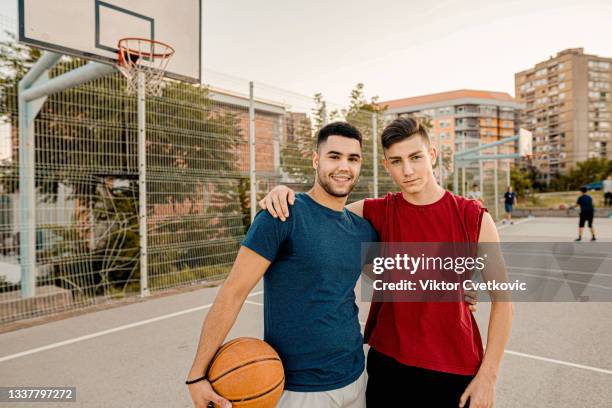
[0,290,263,363]
[504,350,612,375]
[497,217,532,231]
[354,323,611,375]
[5,288,611,377]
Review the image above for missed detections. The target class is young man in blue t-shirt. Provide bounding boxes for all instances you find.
[575,186,596,242]
[186,122,377,408]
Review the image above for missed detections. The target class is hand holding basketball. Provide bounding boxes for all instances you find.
[188,379,231,408]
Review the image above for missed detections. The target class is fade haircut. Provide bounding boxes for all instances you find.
[381,117,430,150]
[316,121,362,149]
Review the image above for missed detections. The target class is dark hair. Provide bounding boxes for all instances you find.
[316,121,362,148]
[580,186,587,193]
[381,117,430,150]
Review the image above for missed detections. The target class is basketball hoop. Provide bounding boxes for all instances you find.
[117,38,175,97]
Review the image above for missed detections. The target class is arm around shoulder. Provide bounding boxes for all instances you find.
[345,199,365,217]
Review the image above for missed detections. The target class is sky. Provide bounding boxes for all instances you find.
[1,0,612,107]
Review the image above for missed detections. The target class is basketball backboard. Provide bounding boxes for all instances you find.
[519,128,533,157]
[18,0,201,83]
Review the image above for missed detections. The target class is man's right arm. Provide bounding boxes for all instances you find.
[259,185,366,219]
[186,246,270,408]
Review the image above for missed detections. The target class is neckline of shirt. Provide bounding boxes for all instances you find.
[397,190,450,209]
[301,192,347,216]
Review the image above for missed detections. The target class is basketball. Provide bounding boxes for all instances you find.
[208,337,285,408]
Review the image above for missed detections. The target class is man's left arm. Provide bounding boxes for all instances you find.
[459,212,514,408]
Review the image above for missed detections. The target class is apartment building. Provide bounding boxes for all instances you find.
[515,48,612,181]
[380,89,522,175]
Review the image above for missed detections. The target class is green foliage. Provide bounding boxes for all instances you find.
[510,168,533,198]
[548,158,611,191]
[0,34,247,299]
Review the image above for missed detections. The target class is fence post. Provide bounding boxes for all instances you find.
[461,136,466,196]
[453,159,459,195]
[437,130,442,185]
[372,112,378,198]
[249,82,256,222]
[479,140,483,197]
[137,71,149,297]
[494,145,499,220]
[506,157,511,190]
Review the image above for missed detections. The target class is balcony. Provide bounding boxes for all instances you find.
[454,110,480,118]
[455,120,479,131]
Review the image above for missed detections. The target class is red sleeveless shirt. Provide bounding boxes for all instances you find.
[363,190,486,375]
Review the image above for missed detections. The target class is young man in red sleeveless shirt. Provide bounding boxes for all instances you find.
[260,117,513,408]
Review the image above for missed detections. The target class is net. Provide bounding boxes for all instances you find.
[117,38,175,96]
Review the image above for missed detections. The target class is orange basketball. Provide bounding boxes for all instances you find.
[208,337,285,408]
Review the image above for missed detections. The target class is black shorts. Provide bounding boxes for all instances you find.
[579,211,594,228]
[366,347,475,407]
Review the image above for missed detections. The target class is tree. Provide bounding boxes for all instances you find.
[510,168,532,198]
[0,33,247,296]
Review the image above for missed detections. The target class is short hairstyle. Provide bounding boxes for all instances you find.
[580,186,588,193]
[381,117,430,150]
[316,121,362,148]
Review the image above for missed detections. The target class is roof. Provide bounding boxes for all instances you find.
[379,89,516,110]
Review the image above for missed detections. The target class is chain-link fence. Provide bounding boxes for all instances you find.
[0,17,513,325]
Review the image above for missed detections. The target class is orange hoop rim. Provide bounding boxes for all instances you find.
[117,37,175,65]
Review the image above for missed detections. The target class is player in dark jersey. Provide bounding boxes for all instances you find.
[574,186,596,242]
[260,117,513,408]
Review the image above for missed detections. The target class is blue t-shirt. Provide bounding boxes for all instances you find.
[504,191,516,205]
[577,194,594,212]
[242,193,378,392]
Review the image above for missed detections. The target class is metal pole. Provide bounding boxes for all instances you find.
[460,153,521,161]
[494,145,499,220]
[22,62,115,102]
[137,71,149,297]
[461,136,466,196]
[437,131,442,185]
[18,89,36,298]
[506,158,511,190]
[372,112,378,198]
[439,146,444,189]
[479,140,483,199]
[18,52,62,299]
[249,82,256,222]
[456,134,519,158]
[453,157,459,195]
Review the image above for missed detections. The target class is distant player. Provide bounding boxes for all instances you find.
[467,183,485,205]
[503,186,517,225]
[604,175,612,207]
[575,186,596,242]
